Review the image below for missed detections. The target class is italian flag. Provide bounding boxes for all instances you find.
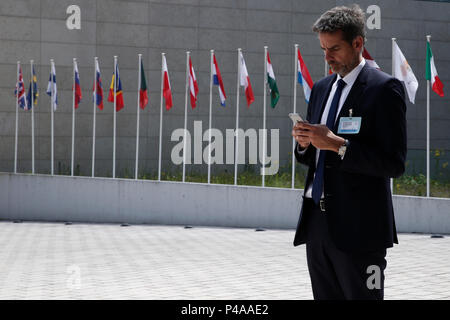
[266,52,279,108]
[426,41,444,97]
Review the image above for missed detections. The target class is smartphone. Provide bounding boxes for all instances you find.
[289,113,305,124]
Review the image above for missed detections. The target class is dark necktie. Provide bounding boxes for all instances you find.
[312,79,346,205]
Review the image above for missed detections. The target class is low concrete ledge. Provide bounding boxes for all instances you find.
[393,195,450,234]
[0,173,449,234]
[0,173,301,229]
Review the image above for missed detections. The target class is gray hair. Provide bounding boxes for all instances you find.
[312,5,366,45]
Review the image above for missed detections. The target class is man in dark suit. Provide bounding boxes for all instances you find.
[292,5,407,300]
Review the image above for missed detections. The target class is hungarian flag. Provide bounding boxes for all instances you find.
[139,59,148,109]
[93,59,104,110]
[297,48,314,103]
[189,56,199,108]
[212,53,226,106]
[426,41,444,97]
[15,64,28,110]
[108,63,124,111]
[162,55,173,110]
[363,48,380,69]
[239,51,254,107]
[26,65,38,108]
[266,51,279,108]
[73,60,82,109]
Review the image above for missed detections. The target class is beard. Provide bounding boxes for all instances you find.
[328,54,360,77]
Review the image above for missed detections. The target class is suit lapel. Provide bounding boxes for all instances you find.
[333,65,369,132]
[312,74,336,124]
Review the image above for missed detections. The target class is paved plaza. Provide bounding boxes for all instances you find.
[0,221,449,300]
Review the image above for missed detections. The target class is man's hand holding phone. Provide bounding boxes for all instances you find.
[290,113,311,149]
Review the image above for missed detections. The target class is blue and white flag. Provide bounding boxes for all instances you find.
[46,61,58,110]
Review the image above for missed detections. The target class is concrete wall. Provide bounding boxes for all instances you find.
[0,0,449,180]
[0,173,302,229]
[1,173,449,234]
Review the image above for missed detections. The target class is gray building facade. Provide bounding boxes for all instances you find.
[0,0,449,181]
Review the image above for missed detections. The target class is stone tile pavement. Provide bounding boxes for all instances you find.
[0,221,449,300]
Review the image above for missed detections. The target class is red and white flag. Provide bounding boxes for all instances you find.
[239,51,254,107]
[189,56,199,108]
[162,55,173,110]
[363,47,380,69]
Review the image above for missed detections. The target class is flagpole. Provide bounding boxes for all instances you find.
[426,35,431,198]
[14,61,19,174]
[292,44,299,189]
[234,49,242,186]
[325,61,328,77]
[183,51,190,183]
[30,60,35,174]
[391,38,395,194]
[50,59,55,176]
[208,50,214,184]
[158,53,165,182]
[262,46,268,187]
[113,56,117,179]
[135,54,142,180]
[71,58,76,177]
[92,57,97,177]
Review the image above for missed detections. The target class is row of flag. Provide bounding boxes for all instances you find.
[14,49,289,116]
[15,45,444,119]
[15,58,144,113]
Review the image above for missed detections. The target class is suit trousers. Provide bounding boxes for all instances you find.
[302,198,387,300]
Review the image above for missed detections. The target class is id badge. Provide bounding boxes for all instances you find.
[338,117,361,134]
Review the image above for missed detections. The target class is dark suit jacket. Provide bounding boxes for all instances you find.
[293,64,407,253]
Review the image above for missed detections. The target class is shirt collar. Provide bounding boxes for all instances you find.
[336,58,366,87]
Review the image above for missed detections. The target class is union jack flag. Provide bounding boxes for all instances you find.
[15,64,28,110]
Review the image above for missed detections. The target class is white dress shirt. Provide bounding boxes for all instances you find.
[303,58,366,199]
